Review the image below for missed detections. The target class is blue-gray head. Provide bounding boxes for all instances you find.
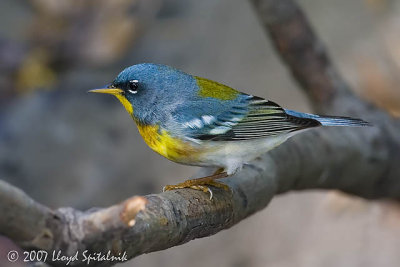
[89,63,197,123]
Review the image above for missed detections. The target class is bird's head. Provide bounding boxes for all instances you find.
[89,63,195,123]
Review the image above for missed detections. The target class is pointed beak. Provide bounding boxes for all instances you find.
[88,85,123,95]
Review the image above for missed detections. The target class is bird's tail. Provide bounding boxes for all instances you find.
[284,109,370,127]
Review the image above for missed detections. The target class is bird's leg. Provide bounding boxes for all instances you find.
[163,168,230,199]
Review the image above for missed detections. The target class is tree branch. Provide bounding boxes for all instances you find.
[249,0,400,196]
[1,0,400,266]
[251,0,341,107]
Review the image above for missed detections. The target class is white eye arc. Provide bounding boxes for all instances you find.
[128,79,139,94]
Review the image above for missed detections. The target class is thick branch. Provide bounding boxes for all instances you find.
[1,0,400,266]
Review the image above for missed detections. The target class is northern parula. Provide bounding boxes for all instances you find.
[89,63,369,198]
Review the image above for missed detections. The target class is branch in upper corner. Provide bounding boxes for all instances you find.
[249,0,400,185]
[249,0,350,110]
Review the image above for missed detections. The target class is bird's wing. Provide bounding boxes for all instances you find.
[173,94,321,142]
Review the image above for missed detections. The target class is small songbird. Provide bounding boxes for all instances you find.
[89,63,369,198]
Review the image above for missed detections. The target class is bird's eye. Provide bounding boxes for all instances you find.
[128,80,139,94]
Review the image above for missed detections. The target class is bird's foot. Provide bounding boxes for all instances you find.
[163,170,229,200]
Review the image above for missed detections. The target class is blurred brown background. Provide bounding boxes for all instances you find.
[0,0,400,266]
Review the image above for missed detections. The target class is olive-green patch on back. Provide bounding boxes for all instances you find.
[195,76,239,100]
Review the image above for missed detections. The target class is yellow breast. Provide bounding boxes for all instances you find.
[135,122,198,163]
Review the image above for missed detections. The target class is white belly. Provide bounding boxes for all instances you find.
[195,134,292,175]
